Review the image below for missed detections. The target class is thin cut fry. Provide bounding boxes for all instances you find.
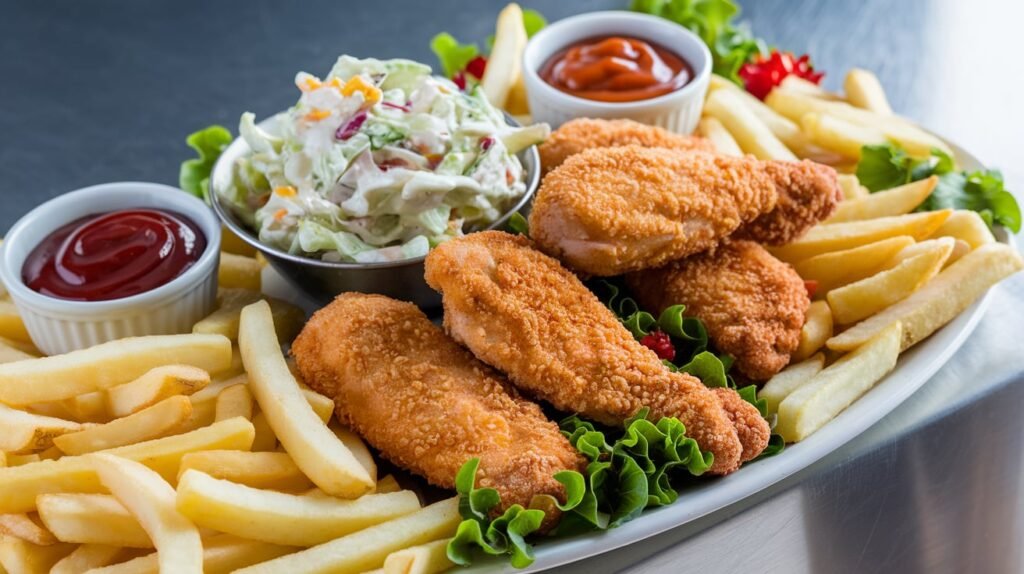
[0,301,31,343]
[697,116,743,156]
[0,334,231,405]
[51,543,124,574]
[793,301,832,362]
[53,396,193,455]
[703,88,797,160]
[0,535,75,573]
[382,538,454,574]
[375,474,402,495]
[86,534,296,574]
[107,365,210,418]
[708,74,806,149]
[88,452,203,574]
[215,383,253,421]
[844,68,893,114]
[38,493,152,548]
[219,252,262,291]
[769,210,951,262]
[794,236,915,294]
[825,177,937,223]
[60,390,109,423]
[837,174,869,200]
[929,209,996,248]
[177,450,314,492]
[0,513,57,545]
[0,403,82,453]
[480,3,527,110]
[801,112,887,158]
[760,353,826,418]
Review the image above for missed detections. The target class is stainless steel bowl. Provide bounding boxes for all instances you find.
[209,113,540,309]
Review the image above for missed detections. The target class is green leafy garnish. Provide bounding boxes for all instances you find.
[430,32,479,78]
[447,458,546,569]
[631,0,765,83]
[179,125,232,200]
[507,212,530,236]
[856,144,1021,232]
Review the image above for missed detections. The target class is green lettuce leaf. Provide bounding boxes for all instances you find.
[856,143,1021,232]
[430,32,479,78]
[179,125,232,200]
[507,212,530,236]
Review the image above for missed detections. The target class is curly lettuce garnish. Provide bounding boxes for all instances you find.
[179,125,232,200]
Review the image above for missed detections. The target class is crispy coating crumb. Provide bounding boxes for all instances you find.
[291,293,584,513]
[424,231,770,474]
[736,160,842,245]
[529,147,778,276]
[711,387,771,463]
[538,118,714,174]
[627,240,809,381]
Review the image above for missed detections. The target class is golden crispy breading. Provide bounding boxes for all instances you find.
[291,293,584,511]
[538,118,715,174]
[627,240,809,381]
[424,231,770,474]
[736,160,842,245]
[711,387,770,463]
[529,146,778,276]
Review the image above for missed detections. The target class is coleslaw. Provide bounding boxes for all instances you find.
[220,56,548,263]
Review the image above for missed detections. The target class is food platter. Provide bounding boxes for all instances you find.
[266,142,1011,573]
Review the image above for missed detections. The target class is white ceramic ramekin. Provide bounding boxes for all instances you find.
[523,11,712,133]
[0,182,221,355]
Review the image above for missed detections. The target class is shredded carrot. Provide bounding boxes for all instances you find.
[299,76,322,92]
[303,108,332,122]
[273,208,288,221]
[274,186,297,197]
[341,76,382,105]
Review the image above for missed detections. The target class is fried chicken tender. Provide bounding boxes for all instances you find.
[736,160,842,245]
[538,118,714,174]
[424,231,769,474]
[291,293,584,512]
[627,240,809,382]
[530,146,842,276]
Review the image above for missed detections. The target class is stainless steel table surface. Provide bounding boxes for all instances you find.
[2,1,1022,573]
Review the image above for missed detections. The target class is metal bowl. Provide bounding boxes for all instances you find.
[210,113,540,309]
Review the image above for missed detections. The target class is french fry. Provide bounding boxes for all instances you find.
[107,365,210,418]
[176,470,420,546]
[240,301,374,497]
[331,424,376,479]
[0,513,56,545]
[0,334,231,405]
[0,335,40,357]
[382,538,454,574]
[194,289,305,343]
[778,322,902,442]
[828,241,952,325]
[760,354,825,416]
[825,177,937,223]
[177,451,313,492]
[38,493,152,548]
[220,224,258,257]
[837,174,869,200]
[697,117,743,157]
[703,88,797,160]
[89,453,203,574]
[779,75,841,100]
[769,210,951,262]
[0,535,75,573]
[828,243,1024,352]
[5,453,39,467]
[375,474,402,495]
[0,417,255,514]
[844,68,893,114]
[53,396,193,455]
[708,74,807,150]
[794,236,915,294]
[234,497,460,574]
[215,384,253,421]
[60,390,109,423]
[800,112,887,158]
[87,534,296,574]
[947,239,972,267]
[250,411,278,452]
[51,543,124,574]
[793,301,832,362]
[0,340,34,364]
[219,252,262,291]
[212,345,245,379]
[884,237,956,268]
[302,387,334,424]
[480,3,527,110]
[0,301,31,343]
[0,403,82,453]
[765,88,953,157]
[929,209,996,248]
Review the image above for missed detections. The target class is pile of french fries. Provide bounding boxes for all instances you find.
[0,240,459,574]
[698,70,1024,442]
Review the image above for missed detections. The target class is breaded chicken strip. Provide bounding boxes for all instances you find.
[424,231,769,474]
[538,118,714,174]
[291,293,584,512]
[530,146,841,276]
[736,160,842,245]
[627,240,809,381]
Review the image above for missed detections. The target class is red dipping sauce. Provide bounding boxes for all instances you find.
[22,209,206,302]
[540,36,693,103]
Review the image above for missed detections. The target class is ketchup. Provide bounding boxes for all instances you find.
[22,209,206,302]
[539,36,693,103]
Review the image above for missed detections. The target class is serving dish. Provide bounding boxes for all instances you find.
[0,182,220,355]
[210,113,541,308]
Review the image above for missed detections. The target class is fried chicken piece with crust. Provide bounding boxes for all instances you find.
[291,293,584,513]
[530,146,842,276]
[424,231,769,474]
[736,160,842,245]
[627,240,809,382]
[538,118,714,174]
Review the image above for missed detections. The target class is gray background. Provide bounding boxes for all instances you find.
[2,1,1023,573]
